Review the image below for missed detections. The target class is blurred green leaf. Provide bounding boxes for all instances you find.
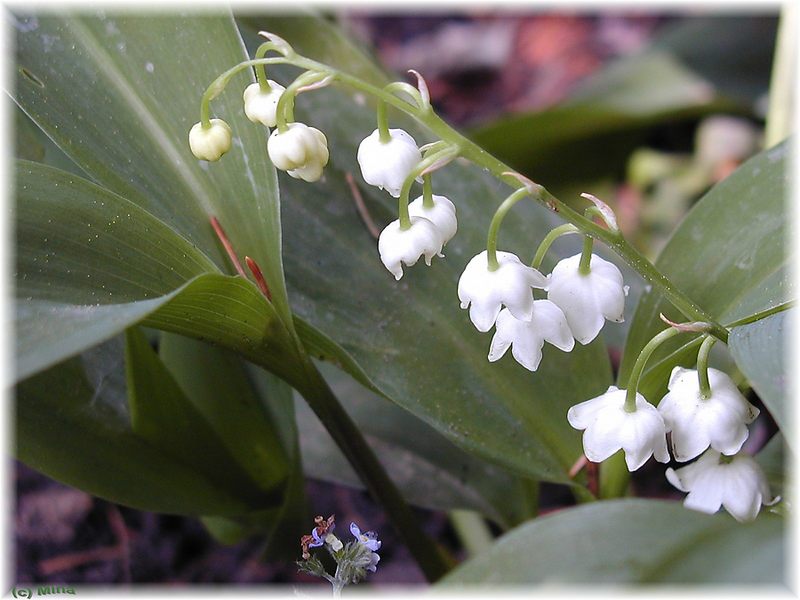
[13,12,294,325]
[297,363,537,529]
[159,333,308,551]
[756,434,786,499]
[619,142,792,402]
[16,338,254,517]
[729,308,792,441]
[242,15,613,484]
[157,333,292,494]
[440,499,784,584]
[125,327,284,507]
[469,17,775,193]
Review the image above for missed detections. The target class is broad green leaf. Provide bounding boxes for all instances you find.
[297,363,537,529]
[16,338,255,517]
[243,16,613,484]
[158,333,307,553]
[125,327,284,507]
[619,142,792,402]
[469,17,775,192]
[440,499,784,585]
[158,333,291,488]
[729,308,792,440]
[14,161,302,384]
[13,12,294,324]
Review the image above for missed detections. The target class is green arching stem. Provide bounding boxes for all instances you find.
[578,236,594,275]
[486,187,531,271]
[531,224,579,270]
[624,328,684,412]
[397,145,460,229]
[696,335,718,399]
[274,70,331,133]
[422,174,434,208]
[253,42,278,92]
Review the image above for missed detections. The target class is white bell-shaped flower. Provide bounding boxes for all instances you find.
[658,367,759,462]
[242,81,286,127]
[357,128,422,197]
[547,253,627,345]
[267,122,329,182]
[488,302,574,371]
[407,194,457,246]
[567,386,670,471]
[188,119,232,162]
[458,250,548,333]
[378,217,443,281]
[666,450,778,522]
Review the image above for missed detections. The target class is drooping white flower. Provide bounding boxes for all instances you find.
[408,194,457,246]
[267,122,329,182]
[242,81,286,127]
[488,302,574,371]
[567,386,670,471]
[357,128,422,197]
[666,450,778,522]
[658,367,760,462]
[188,119,232,162]
[378,217,443,280]
[547,253,627,345]
[458,250,548,333]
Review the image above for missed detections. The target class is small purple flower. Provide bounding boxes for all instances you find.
[350,522,381,552]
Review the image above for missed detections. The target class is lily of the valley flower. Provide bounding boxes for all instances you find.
[378,217,443,280]
[267,122,329,182]
[488,302,574,371]
[666,450,778,522]
[458,250,548,332]
[547,253,627,345]
[658,367,760,462]
[567,386,670,471]
[188,119,232,162]
[242,81,286,127]
[408,194,458,246]
[357,128,422,197]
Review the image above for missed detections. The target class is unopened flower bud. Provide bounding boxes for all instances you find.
[188,119,232,162]
[267,122,329,182]
[242,81,286,127]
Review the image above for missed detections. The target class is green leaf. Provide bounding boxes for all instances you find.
[125,327,285,507]
[16,338,255,517]
[619,141,792,401]
[14,12,294,324]
[15,161,303,384]
[729,308,792,440]
[469,17,775,192]
[158,333,308,551]
[756,434,786,499]
[440,499,784,584]
[243,15,613,484]
[297,363,537,529]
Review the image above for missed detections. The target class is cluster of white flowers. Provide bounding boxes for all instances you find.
[357,128,458,280]
[190,47,777,527]
[458,248,626,371]
[568,363,775,521]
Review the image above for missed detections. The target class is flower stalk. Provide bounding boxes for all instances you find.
[696,335,718,399]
